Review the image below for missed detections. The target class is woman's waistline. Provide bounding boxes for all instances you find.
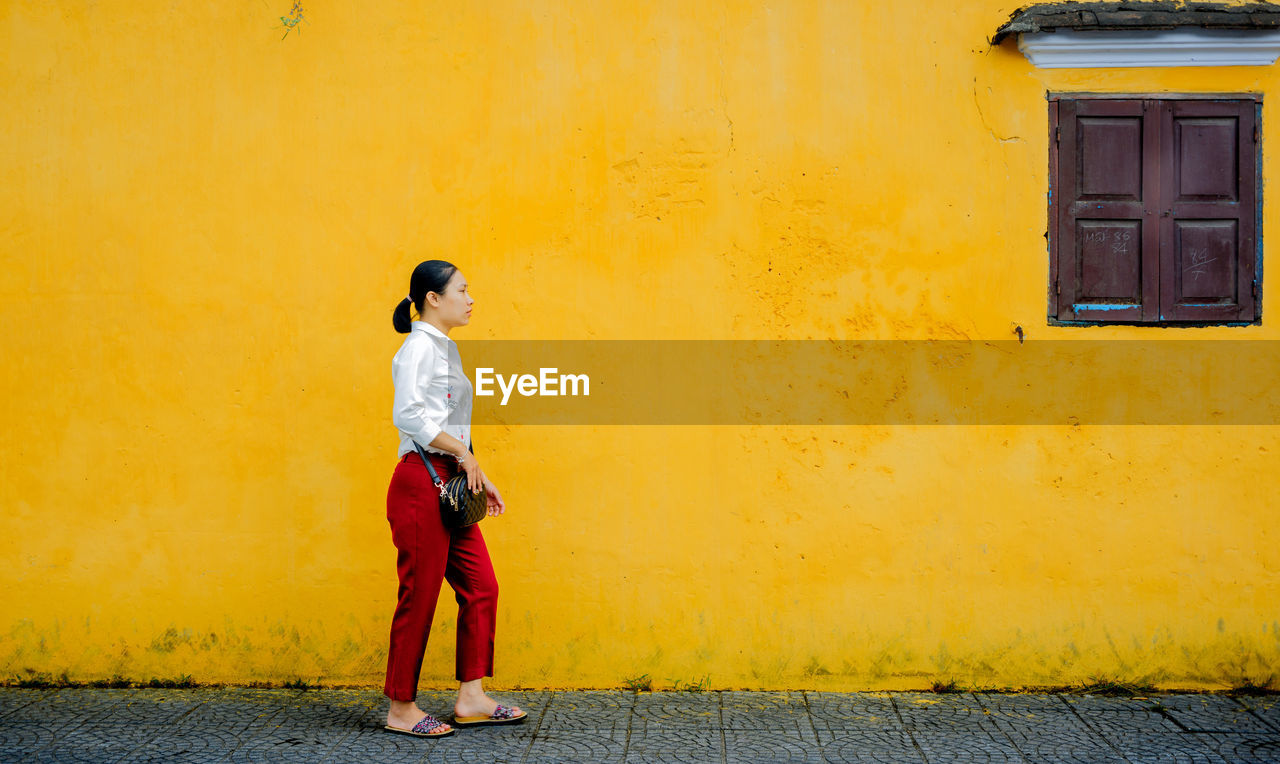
[399,450,459,473]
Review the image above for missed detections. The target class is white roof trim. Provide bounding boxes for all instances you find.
[1017,28,1280,68]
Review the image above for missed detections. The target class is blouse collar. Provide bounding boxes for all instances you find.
[411,320,450,341]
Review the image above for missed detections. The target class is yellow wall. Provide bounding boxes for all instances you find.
[2,0,1277,690]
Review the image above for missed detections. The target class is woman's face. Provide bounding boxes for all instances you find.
[428,269,474,328]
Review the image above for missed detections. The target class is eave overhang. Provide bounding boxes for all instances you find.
[993,2,1280,67]
[993,1,1280,44]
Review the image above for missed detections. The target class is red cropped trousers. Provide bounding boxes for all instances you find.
[383,451,498,702]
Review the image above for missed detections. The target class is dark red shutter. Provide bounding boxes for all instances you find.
[1053,97,1260,325]
[1159,100,1257,322]
[1056,99,1160,322]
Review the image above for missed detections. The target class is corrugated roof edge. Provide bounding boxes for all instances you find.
[991,1,1280,44]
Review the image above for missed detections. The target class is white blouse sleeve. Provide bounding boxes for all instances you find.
[391,336,446,447]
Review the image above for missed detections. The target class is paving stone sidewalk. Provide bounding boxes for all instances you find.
[2,688,1279,763]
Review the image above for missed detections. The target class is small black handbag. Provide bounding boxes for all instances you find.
[412,441,488,528]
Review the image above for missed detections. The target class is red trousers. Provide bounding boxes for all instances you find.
[383,451,498,701]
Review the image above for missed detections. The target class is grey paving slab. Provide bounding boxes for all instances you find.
[226,723,357,763]
[1153,695,1277,734]
[987,711,1102,740]
[422,724,533,764]
[339,726,453,764]
[974,697,1123,763]
[997,732,1128,764]
[130,690,289,762]
[973,692,1071,720]
[129,727,256,764]
[1234,695,1280,734]
[331,691,542,764]
[805,692,904,735]
[911,728,1028,763]
[1,689,105,723]
[631,691,721,734]
[725,729,822,764]
[1062,695,1184,735]
[817,730,924,763]
[272,688,380,725]
[893,693,1003,733]
[625,728,723,763]
[3,688,1280,763]
[1203,733,1280,764]
[722,692,813,736]
[0,689,53,721]
[29,722,167,764]
[0,722,61,764]
[87,689,205,725]
[527,729,628,763]
[539,690,634,733]
[1103,733,1230,764]
[173,689,286,733]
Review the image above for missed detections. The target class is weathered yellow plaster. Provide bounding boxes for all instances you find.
[1,1,1276,690]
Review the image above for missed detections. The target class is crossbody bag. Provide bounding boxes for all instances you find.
[411,441,487,528]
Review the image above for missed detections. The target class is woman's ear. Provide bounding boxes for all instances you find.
[425,291,440,308]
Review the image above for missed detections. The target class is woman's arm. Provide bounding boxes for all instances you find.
[426,432,487,494]
[392,336,487,494]
[430,436,503,514]
[392,338,446,448]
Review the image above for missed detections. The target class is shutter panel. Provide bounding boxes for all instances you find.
[1056,100,1160,322]
[1159,100,1258,322]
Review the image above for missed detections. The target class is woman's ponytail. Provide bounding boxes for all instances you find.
[392,296,414,333]
[393,260,459,334]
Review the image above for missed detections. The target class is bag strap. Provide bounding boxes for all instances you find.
[410,440,473,490]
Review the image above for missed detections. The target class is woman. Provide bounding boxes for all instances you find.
[382,260,526,738]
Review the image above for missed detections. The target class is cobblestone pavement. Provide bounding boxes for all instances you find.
[2,688,1279,763]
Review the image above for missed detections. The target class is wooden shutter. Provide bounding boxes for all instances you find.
[1052,97,1259,324]
[1055,99,1160,322]
[1159,100,1257,322]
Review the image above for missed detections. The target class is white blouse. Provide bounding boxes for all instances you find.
[391,321,473,457]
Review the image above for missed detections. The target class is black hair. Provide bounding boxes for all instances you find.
[393,260,459,333]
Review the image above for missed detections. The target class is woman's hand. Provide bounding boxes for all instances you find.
[482,478,506,517]
[456,451,486,494]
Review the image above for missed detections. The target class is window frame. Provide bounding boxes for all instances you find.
[1047,92,1263,327]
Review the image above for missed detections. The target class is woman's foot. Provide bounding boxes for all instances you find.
[454,680,525,725]
[387,702,454,736]
[453,695,523,720]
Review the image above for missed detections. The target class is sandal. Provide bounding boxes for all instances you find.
[453,704,528,727]
[384,713,455,738]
